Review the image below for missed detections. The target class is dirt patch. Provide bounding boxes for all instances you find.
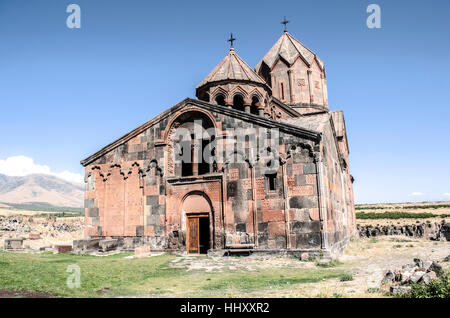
[0,289,54,298]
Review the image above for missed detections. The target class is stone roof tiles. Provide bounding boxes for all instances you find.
[255,32,323,72]
[196,48,266,89]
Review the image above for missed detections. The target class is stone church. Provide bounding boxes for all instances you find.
[81,27,356,257]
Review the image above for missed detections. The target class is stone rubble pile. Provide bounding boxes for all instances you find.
[0,216,82,234]
[0,216,32,232]
[383,257,448,295]
[358,222,450,241]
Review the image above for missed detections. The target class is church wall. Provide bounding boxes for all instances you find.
[83,103,335,253]
[317,119,356,255]
[284,151,321,250]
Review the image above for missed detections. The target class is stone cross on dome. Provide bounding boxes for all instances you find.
[228,33,236,49]
[281,16,289,32]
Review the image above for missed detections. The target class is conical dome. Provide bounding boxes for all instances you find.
[255,31,328,112]
[255,31,324,73]
[197,48,266,89]
[196,48,270,115]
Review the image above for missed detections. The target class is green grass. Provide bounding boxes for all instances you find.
[339,273,353,282]
[356,212,450,220]
[355,204,450,210]
[0,252,348,297]
[315,259,343,268]
[32,212,84,218]
[0,202,83,215]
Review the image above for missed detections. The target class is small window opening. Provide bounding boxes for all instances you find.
[233,94,245,112]
[215,94,226,106]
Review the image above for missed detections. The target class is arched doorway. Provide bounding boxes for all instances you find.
[182,192,212,254]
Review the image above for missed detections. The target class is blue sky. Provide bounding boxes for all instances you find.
[0,0,449,203]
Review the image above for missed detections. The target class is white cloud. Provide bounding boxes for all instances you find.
[409,192,424,196]
[443,193,450,197]
[0,156,83,184]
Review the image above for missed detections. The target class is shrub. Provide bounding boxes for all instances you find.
[340,273,354,281]
[401,273,449,298]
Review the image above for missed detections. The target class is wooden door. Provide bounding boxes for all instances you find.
[187,217,199,254]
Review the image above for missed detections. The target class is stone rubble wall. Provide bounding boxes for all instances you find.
[358,222,450,241]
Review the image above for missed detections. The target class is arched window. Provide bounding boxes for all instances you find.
[233,94,245,112]
[170,111,216,177]
[215,94,226,106]
[251,96,260,115]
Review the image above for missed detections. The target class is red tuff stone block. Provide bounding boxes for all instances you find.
[301,252,309,261]
[28,233,41,240]
[290,185,314,196]
[269,222,285,235]
[53,245,72,254]
[262,210,285,222]
[144,225,154,236]
[134,245,151,258]
[306,174,317,185]
[309,208,320,221]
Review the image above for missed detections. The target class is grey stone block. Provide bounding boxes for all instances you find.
[99,239,119,252]
[4,238,23,250]
[303,163,316,174]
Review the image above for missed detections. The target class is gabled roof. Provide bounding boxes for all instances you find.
[80,98,321,166]
[270,97,302,118]
[255,31,324,72]
[196,48,266,89]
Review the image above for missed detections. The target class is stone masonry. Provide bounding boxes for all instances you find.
[81,29,356,257]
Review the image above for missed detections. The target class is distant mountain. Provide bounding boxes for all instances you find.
[0,173,83,208]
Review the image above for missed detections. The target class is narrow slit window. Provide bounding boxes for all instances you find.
[265,173,277,191]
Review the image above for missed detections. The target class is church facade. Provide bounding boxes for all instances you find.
[81,29,356,257]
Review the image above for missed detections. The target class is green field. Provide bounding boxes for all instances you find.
[356,212,450,220]
[0,202,83,216]
[0,252,348,297]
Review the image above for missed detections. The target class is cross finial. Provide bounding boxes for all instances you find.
[281,16,289,32]
[228,32,236,49]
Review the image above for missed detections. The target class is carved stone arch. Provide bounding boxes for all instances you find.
[181,190,214,214]
[119,161,141,180]
[163,108,217,176]
[100,163,120,182]
[180,190,216,252]
[248,88,263,102]
[291,142,314,158]
[211,86,229,101]
[229,85,248,100]
[162,107,217,144]
[259,145,280,173]
[146,159,163,177]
